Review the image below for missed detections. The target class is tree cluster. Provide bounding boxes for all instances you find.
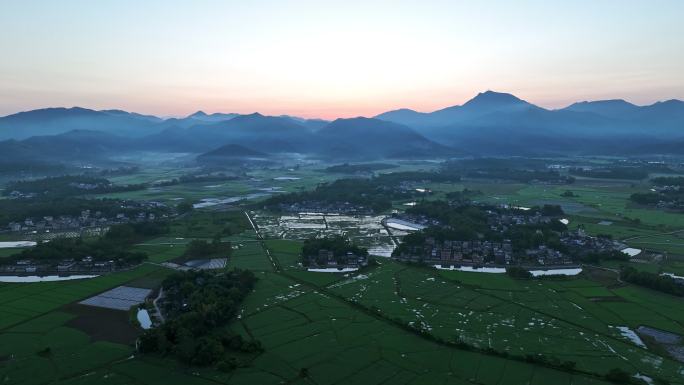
[505,266,533,279]
[324,163,398,174]
[651,176,684,187]
[7,222,168,267]
[620,267,683,296]
[3,175,145,198]
[0,197,171,227]
[263,171,461,214]
[138,269,259,367]
[580,250,628,264]
[182,236,232,261]
[153,173,238,187]
[263,179,395,213]
[569,167,649,180]
[630,187,683,210]
[444,189,482,205]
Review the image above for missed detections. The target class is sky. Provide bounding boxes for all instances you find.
[0,0,683,119]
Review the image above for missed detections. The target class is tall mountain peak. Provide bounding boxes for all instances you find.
[464,90,528,107]
[188,111,208,118]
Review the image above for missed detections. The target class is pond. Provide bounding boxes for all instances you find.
[136,308,152,329]
[0,241,37,248]
[385,218,426,231]
[273,177,300,181]
[0,275,98,283]
[435,265,506,273]
[434,265,583,276]
[530,268,582,276]
[609,325,647,348]
[307,267,359,273]
[193,192,269,208]
[367,245,396,258]
[621,248,642,257]
[662,272,684,280]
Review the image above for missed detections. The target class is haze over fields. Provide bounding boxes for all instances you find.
[1,90,683,168]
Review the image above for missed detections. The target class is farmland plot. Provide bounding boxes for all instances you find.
[252,212,396,257]
[328,262,684,383]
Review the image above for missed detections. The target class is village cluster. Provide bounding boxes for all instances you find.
[275,201,375,215]
[2,256,116,275]
[392,206,628,268]
[3,202,169,237]
[305,249,369,270]
[392,228,626,268]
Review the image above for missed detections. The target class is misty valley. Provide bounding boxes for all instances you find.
[0,93,683,385]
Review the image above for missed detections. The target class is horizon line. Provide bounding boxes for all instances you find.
[2,90,683,121]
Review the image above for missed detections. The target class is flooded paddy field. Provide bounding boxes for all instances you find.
[252,212,396,257]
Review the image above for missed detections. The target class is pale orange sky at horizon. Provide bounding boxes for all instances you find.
[4,86,683,121]
[1,0,683,120]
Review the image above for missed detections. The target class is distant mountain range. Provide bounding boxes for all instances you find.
[375,91,684,142]
[376,91,540,128]
[0,107,164,140]
[373,91,684,155]
[0,90,682,164]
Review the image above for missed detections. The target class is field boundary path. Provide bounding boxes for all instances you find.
[623,229,684,242]
[152,286,165,323]
[244,211,280,271]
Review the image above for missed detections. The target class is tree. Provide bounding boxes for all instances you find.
[177,201,193,214]
[506,266,532,279]
[193,337,225,366]
[604,368,631,384]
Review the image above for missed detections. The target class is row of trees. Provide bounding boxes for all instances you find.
[630,192,663,205]
[9,222,168,266]
[505,266,533,279]
[631,192,682,208]
[3,175,145,198]
[182,236,233,261]
[651,176,684,187]
[579,250,629,264]
[263,171,462,214]
[153,173,238,187]
[0,196,172,227]
[620,267,684,297]
[10,237,145,267]
[569,167,650,180]
[138,270,259,367]
[324,163,398,174]
[263,178,394,213]
[467,169,574,184]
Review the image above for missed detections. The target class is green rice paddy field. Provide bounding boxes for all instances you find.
[5,234,683,385]
[1,167,683,384]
